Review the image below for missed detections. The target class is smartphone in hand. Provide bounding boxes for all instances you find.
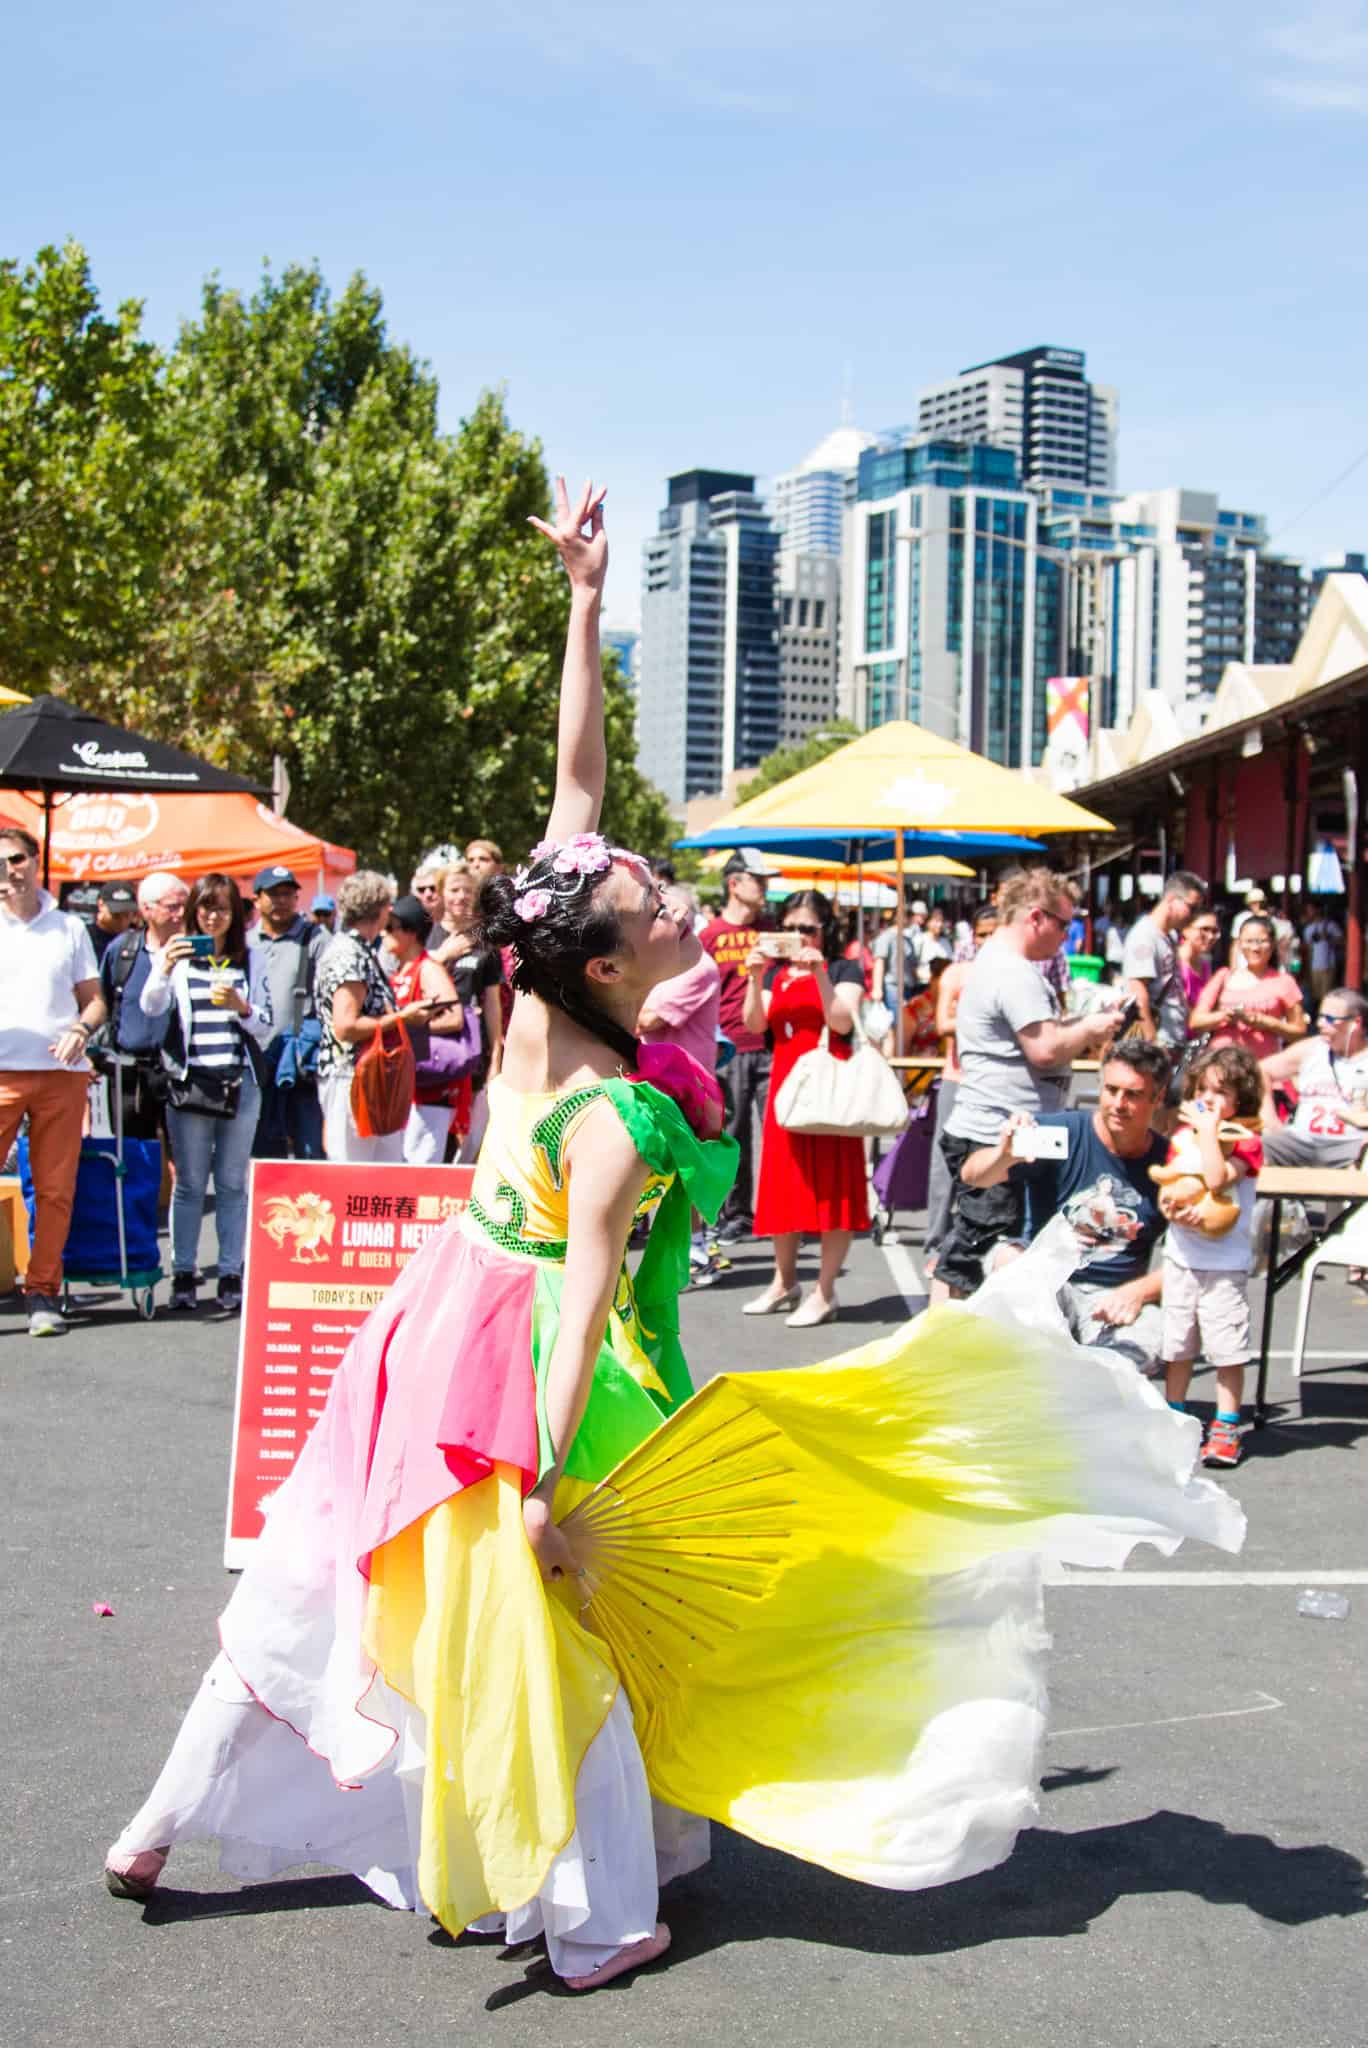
[189,933,216,960]
[1010,1124,1069,1161]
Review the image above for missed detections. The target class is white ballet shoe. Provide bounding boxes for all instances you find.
[785,1293,838,1329]
[742,1285,801,1316]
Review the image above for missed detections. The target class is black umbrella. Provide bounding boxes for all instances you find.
[0,695,266,887]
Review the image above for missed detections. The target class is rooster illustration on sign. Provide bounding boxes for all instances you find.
[261,1192,336,1262]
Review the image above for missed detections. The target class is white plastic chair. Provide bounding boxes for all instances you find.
[1288,1201,1368,1379]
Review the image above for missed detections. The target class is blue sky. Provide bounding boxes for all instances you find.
[7,1,1368,625]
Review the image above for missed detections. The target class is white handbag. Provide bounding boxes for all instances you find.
[773,1023,910,1140]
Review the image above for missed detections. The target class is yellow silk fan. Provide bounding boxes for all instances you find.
[555,1313,1086,1826]
[559,1379,803,1755]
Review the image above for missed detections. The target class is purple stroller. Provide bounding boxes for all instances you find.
[870,1085,937,1246]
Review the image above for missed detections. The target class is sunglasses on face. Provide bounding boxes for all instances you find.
[785,923,822,938]
[1318,1012,1355,1027]
[1,851,33,869]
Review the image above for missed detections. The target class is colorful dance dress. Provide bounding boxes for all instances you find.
[109,1072,1244,1966]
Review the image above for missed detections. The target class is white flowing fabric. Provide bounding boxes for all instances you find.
[108,1216,1243,1938]
[109,1660,704,1976]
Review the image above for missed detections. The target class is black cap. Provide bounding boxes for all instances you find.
[388,893,430,936]
[252,864,299,895]
[98,881,137,910]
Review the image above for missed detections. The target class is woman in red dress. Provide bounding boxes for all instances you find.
[740,890,869,1328]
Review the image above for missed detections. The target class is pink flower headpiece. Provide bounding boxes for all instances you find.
[512,831,633,920]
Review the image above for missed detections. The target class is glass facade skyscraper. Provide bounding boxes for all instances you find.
[842,439,1047,767]
[638,471,780,803]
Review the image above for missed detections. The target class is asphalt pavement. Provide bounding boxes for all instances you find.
[3,1207,1366,2048]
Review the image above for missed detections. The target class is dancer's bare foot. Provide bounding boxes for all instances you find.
[104,1845,170,1900]
[563,1921,671,1991]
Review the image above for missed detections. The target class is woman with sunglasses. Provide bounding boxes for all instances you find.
[138,873,273,1314]
[1189,914,1306,1063]
[741,889,868,1326]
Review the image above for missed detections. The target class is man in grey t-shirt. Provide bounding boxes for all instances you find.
[935,868,1120,1300]
[1120,871,1205,1046]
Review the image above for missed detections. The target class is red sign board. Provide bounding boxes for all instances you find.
[224,1159,474,1567]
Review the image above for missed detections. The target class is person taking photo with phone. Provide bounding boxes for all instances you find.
[740,888,867,1327]
[960,1037,1173,1373]
[137,872,273,1315]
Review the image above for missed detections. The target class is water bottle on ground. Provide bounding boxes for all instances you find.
[1296,1588,1350,1620]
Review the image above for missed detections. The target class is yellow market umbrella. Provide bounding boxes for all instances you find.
[701,851,975,885]
[0,685,32,706]
[701,723,1110,1051]
[705,721,1112,839]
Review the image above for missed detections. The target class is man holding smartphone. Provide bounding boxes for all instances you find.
[960,1038,1172,1371]
[935,867,1122,1299]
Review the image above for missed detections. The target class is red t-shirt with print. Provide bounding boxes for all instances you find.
[699,914,771,1056]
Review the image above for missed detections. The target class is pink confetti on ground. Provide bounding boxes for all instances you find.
[91,1601,115,1617]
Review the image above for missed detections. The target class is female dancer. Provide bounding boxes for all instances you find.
[105,477,1243,1992]
[104,479,730,1988]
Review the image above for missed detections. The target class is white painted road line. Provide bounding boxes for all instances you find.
[879,1236,927,1316]
[1051,1569,1368,1586]
[1049,1691,1284,1739]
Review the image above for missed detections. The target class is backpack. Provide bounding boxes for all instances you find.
[93,931,172,1059]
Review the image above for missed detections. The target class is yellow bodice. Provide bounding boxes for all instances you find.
[462,1077,669,1261]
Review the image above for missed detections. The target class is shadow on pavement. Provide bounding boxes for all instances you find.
[1245,1382,1368,1460]
[659,1811,1367,1963]
[133,1809,1366,1987]
[141,1872,373,1923]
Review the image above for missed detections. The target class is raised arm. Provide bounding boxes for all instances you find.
[529,475,609,842]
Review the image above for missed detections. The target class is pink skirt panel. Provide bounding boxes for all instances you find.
[219,1223,538,1782]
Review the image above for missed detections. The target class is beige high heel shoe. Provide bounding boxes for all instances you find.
[786,1293,838,1329]
[742,1285,801,1316]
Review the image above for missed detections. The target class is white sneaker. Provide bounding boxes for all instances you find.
[27,1294,65,1338]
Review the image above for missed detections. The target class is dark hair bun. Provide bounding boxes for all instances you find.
[474,857,641,1067]
[475,873,523,952]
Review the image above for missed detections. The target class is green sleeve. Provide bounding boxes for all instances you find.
[602,1078,739,1404]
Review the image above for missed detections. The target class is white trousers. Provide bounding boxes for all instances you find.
[403,1102,451,1164]
[109,1652,707,1978]
[320,1075,406,1163]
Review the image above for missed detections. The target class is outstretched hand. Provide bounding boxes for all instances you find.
[529,475,608,597]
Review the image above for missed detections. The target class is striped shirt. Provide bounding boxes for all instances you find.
[184,960,249,1070]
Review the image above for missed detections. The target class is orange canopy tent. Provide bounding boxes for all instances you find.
[0,787,354,895]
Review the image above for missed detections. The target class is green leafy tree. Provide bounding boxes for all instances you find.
[0,241,167,684]
[739,720,861,801]
[45,254,670,872]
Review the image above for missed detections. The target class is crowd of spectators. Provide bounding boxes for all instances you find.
[0,830,515,1330]
[5,805,1366,1451]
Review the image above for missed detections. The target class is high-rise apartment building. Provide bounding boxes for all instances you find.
[777,552,841,744]
[771,426,877,556]
[638,471,781,804]
[840,434,1307,766]
[769,427,871,747]
[1058,488,1309,724]
[917,346,1118,491]
[840,438,1055,766]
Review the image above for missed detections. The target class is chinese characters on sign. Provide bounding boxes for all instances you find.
[224,1160,474,1566]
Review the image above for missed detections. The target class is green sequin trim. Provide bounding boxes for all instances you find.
[467,1189,568,1261]
[530,1085,607,1192]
